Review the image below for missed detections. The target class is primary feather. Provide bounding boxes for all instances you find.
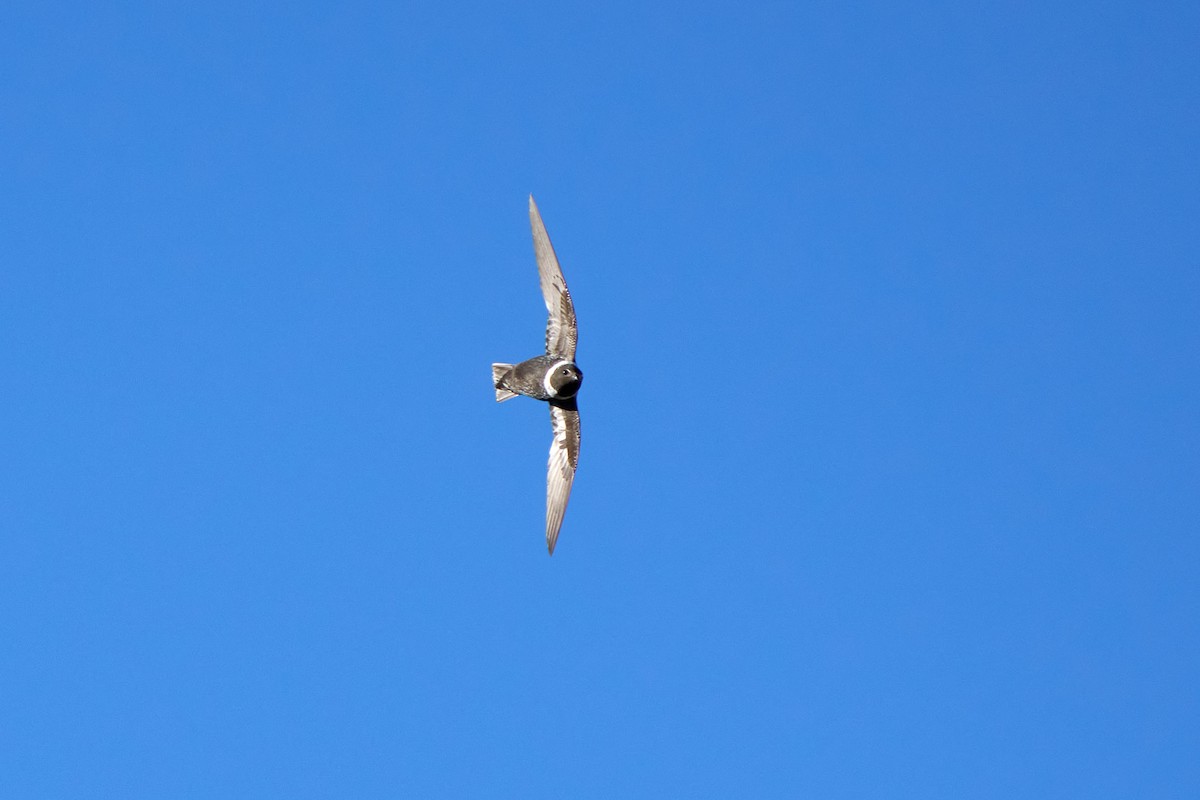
[530,196,577,360]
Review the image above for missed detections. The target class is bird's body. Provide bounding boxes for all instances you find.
[492,197,583,555]
[492,355,582,402]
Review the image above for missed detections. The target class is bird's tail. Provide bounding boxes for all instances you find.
[492,363,518,402]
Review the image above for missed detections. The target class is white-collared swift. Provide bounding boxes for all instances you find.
[491,196,582,555]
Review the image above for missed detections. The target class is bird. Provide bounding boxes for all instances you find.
[492,196,583,555]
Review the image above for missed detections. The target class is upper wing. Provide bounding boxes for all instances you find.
[546,398,581,555]
[529,195,577,359]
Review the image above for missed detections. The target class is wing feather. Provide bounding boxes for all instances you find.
[529,196,577,359]
[546,399,580,555]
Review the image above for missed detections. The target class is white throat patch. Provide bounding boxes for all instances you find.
[543,360,571,397]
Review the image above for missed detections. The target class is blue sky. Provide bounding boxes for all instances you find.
[2,1,1197,797]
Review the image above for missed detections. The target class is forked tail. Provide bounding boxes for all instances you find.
[492,363,518,402]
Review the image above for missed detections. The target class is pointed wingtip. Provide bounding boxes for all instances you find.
[529,194,538,213]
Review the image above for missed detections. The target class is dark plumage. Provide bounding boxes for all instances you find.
[491,196,583,555]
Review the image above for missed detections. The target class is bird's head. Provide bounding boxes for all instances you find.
[546,362,583,398]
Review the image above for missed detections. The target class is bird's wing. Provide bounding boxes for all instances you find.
[546,398,580,555]
[529,195,577,359]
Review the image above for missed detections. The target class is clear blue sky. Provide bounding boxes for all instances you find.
[2,2,1197,797]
